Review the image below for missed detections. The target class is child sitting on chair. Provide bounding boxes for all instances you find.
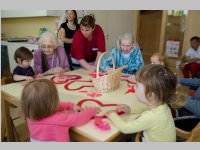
[100,33,144,75]
[13,47,35,81]
[150,52,166,66]
[21,79,99,142]
[104,64,177,141]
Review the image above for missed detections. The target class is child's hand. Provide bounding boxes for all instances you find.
[104,110,116,117]
[116,104,131,114]
[35,73,44,78]
[73,105,82,112]
[25,76,34,82]
[94,107,101,114]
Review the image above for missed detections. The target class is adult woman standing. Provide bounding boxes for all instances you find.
[71,14,106,73]
[58,10,80,70]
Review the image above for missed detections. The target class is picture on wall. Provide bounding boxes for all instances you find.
[165,40,180,58]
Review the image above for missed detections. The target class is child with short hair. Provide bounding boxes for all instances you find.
[105,64,177,141]
[21,79,99,142]
[13,47,35,81]
[150,52,166,66]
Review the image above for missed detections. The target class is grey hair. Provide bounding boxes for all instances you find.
[38,31,59,48]
[116,33,137,50]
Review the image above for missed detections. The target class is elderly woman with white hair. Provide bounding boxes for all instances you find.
[34,31,69,76]
[100,33,144,75]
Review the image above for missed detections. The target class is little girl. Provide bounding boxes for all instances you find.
[13,47,35,81]
[34,31,70,77]
[100,33,144,75]
[21,79,99,142]
[150,52,166,66]
[105,64,177,141]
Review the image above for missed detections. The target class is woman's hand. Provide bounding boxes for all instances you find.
[106,67,113,72]
[88,65,96,73]
[53,67,64,74]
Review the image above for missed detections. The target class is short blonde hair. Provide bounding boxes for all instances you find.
[38,31,59,48]
[117,33,137,50]
[21,79,59,120]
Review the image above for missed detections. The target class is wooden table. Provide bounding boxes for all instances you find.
[1,69,147,142]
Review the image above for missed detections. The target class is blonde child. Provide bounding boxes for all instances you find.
[150,52,166,66]
[21,79,99,142]
[105,64,177,141]
[13,47,35,81]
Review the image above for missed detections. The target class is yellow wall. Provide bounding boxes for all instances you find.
[182,10,200,55]
[1,16,60,39]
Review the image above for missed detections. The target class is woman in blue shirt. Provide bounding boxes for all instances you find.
[100,33,144,75]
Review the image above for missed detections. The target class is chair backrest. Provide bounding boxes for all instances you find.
[187,122,200,142]
[1,77,14,85]
[176,122,200,142]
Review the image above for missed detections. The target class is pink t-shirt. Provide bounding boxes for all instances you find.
[27,102,96,142]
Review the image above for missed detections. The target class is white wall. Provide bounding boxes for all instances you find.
[88,10,137,50]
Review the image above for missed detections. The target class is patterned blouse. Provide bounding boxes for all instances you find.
[100,45,144,74]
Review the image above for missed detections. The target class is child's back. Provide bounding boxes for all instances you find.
[21,79,97,142]
[28,102,96,142]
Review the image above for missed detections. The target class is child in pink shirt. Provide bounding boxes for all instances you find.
[21,79,98,142]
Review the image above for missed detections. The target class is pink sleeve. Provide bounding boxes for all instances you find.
[57,102,74,111]
[56,107,96,127]
[96,25,106,52]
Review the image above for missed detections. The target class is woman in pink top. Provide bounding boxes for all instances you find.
[34,31,70,77]
[21,79,98,142]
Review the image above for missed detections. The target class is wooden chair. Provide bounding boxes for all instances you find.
[134,132,142,142]
[1,76,14,141]
[1,77,29,142]
[133,122,200,142]
[176,122,200,142]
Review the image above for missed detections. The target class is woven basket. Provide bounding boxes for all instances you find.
[92,52,123,93]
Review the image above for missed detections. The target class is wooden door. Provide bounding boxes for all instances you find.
[137,10,163,64]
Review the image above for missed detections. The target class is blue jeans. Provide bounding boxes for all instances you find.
[184,92,200,118]
[179,78,200,118]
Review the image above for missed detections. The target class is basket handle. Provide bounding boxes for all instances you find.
[96,51,115,78]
